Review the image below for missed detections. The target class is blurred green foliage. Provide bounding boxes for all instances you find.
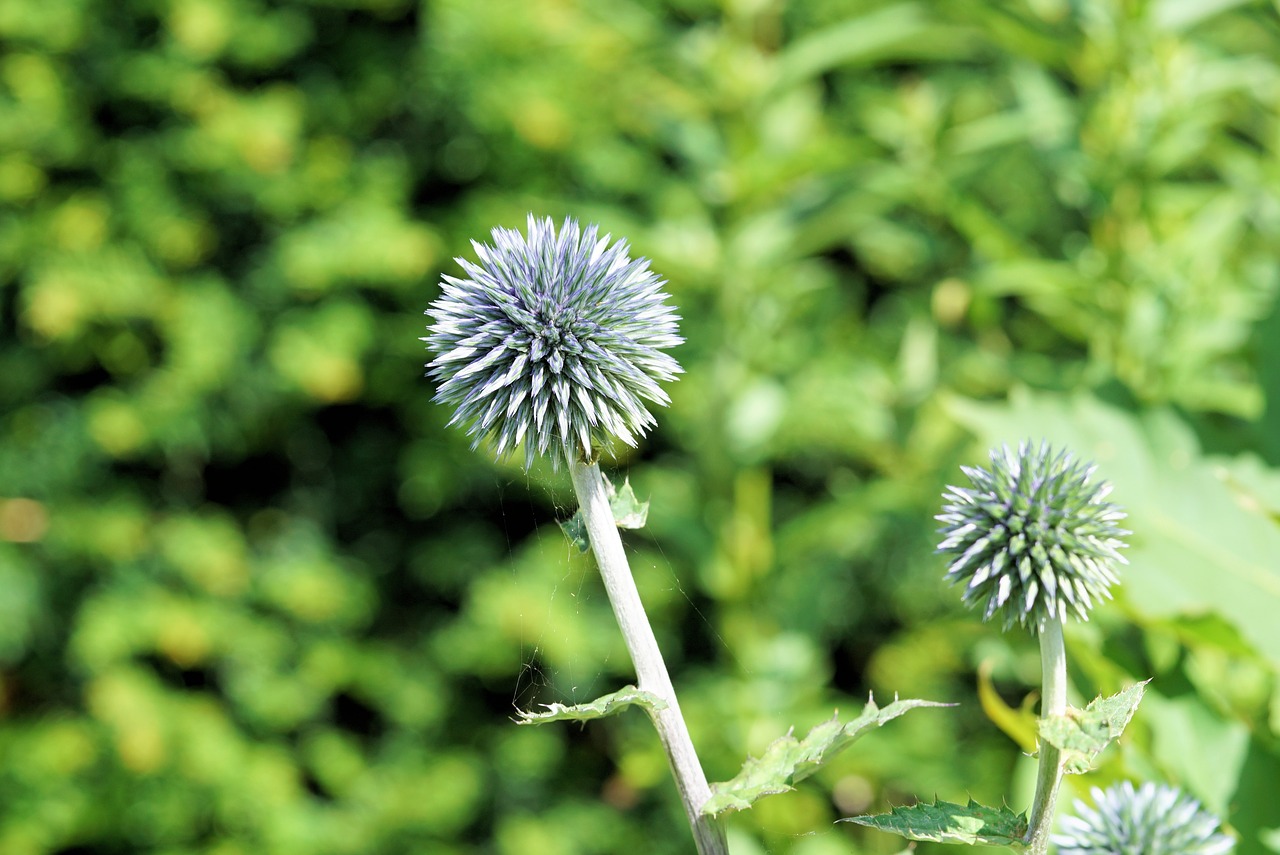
[2,0,1279,854]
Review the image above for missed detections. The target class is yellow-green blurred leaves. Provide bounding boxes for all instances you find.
[257,550,374,627]
[434,530,625,679]
[88,668,174,773]
[278,200,440,294]
[5,1,1280,853]
[157,512,249,597]
[23,246,165,341]
[167,0,235,62]
[185,84,305,175]
[269,300,374,403]
[73,587,215,674]
[0,0,89,51]
[0,151,46,202]
[161,278,257,391]
[85,392,149,457]
[0,545,40,664]
[0,51,69,149]
[48,193,110,253]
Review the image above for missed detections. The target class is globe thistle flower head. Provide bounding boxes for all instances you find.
[1053,781,1234,855]
[936,441,1128,633]
[424,215,683,468]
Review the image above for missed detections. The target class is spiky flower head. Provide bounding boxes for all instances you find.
[936,441,1128,632]
[1052,781,1234,855]
[424,215,683,468]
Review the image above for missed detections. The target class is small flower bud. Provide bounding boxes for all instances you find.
[424,215,683,468]
[936,441,1128,632]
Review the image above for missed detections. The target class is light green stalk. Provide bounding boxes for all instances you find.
[569,457,728,855]
[1024,617,1067,855]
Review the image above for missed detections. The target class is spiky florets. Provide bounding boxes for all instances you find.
[424,215,683,468]
[936,441,1128,633]
[1053,781,1234,855]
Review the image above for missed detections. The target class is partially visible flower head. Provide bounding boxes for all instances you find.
[424,215,683,468]
[936,441,1128,632]
[1053,781,1234,855]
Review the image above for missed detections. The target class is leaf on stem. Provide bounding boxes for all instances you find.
[841,798,1029,846]
[1038,680,1150,775]
[515,685,666,725]
[702,696,951,817]
[560,475,649,553]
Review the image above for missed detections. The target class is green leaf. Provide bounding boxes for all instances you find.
[558,516,590,553]
[1142,691,1250,816]
[841,798,1028,846]
[702,696,951,817]
[606,477,649,529]
[977,660,1038,753]
[1151,0,1254,32]
[773,4,978,89]
[559,475,649,553]
[515,685,666,725]
[1039,680,1149,774]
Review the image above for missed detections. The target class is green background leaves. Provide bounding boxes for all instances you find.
[3,0,1280,853]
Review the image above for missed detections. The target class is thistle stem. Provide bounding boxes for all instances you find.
[568,458,728,855]
[1024,617,1067,855]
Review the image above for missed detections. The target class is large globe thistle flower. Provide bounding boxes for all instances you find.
[424,215,683,468]
[936,441,1128,632]
[1053,781,1234,855]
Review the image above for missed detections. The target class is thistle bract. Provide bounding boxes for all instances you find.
[936,441,1127,632]
[424,215,682,467]
[1053,781,1234,855]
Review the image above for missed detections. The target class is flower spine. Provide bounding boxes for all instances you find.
[425,215,682,467]
[936,441,1128,632]
[1053,781,1234,855]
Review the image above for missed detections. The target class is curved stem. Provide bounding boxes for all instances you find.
[569,458,728,855]
[1024,617,1068,855]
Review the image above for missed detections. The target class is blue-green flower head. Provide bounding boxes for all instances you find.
[424,215,683,468]
[1053,781,1234,855]
[936,441,1128,632]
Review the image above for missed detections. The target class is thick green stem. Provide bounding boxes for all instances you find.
[1024,617,1067,854]
[568,458,728,855]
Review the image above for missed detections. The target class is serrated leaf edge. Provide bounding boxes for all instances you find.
[558,474,649,553]
[841,797,1029,847]
[1037,679,1149,775]
[515,685,667,725]
[702,695,953,817]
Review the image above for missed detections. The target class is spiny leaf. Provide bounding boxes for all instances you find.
[702,696,951,817]
[842,798,1028,846]
[515,685,665,725]
[605,476,649,529]
[1039,680,1149,775]
[559,475,649,553]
